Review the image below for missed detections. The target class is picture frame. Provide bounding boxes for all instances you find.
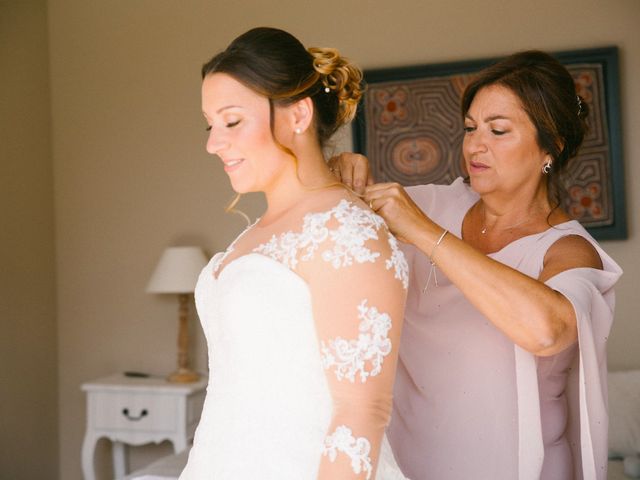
[352,47,626,240]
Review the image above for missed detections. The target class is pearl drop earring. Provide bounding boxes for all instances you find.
[295,128,302,134]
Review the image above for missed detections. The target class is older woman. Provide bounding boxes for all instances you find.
[332,51,622,479]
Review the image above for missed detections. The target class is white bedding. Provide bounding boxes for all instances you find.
[124,449,631,480]
[124,367,640,480]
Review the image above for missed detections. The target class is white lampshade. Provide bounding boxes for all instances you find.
[146,246,208,294]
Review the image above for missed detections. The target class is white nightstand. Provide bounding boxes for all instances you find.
[81,373,207,480]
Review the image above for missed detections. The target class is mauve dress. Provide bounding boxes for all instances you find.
[388,178,621,480]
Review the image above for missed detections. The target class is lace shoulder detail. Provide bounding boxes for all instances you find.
[254,199,409,288]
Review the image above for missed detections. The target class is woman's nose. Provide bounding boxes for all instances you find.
[206,130,228,155]
[464,130,487,154]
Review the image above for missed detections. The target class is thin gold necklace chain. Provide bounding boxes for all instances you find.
[480,203,537,234]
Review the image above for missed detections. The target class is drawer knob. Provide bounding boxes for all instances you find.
[121,408,148,421]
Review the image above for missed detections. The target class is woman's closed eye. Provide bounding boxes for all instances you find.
[205,119,241,132]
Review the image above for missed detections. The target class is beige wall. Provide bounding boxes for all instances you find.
[0,1,58,479]
[43,0,640,478]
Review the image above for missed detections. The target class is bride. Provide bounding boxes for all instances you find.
[179,27,409,479]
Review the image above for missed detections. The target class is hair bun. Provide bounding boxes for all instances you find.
[308,47,363,125]
[203,28,361,146]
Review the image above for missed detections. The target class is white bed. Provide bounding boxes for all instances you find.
[125,370,640,480]
[124,449,631,480]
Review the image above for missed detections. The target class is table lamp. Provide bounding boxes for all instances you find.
[147,246,208,382]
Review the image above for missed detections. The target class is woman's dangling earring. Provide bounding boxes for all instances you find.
[542,159,552,174]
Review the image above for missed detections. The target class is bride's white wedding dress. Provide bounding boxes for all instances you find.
[179,196,410,479]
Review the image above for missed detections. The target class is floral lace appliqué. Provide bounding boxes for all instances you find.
[384,232,409,289]
[323,425,373,479]
[254,210,332,270]
[321,300,392,383]
[253,200,407,286]
[322,201,385,268]
[255,200,383,270]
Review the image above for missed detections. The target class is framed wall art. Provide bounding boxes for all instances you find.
[352,47,626,240]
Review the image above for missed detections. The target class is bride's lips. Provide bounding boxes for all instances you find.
[221,158,244,173]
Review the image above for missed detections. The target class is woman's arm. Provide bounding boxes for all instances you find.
[365,181,602,357]
[299,202,407,479]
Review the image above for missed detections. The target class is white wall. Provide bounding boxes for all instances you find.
[42,0,640,478]
[0,1,58,478]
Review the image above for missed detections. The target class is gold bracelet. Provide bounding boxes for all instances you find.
[429,229,449,264]
[423,229,449,293]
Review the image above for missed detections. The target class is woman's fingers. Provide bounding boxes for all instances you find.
[364,183,401,217]
[351,156,371,194]
[327,153,372,194]
[364,183,428,244]
[328,162,342,182]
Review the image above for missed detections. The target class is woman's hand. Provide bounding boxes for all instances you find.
[327,153,440,245]
[364,183,438,245]
[327,153,374,195]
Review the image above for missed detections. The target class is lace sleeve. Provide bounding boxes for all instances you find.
[294,200,408,479]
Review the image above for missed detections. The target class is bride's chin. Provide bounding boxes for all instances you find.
[228,180,258,195]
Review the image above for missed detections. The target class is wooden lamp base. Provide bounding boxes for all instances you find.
[167,293,200,383]
[168,368,200,383]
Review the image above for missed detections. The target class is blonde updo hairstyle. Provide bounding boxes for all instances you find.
[201,27,363,148]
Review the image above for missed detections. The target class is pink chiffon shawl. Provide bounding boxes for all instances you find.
[388,178,622,480]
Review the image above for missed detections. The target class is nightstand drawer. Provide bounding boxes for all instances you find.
[92,392,178,432]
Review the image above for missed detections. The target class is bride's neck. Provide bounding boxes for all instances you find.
[262,149,335,224]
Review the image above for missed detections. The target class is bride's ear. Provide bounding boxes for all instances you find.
[290,97,314,135]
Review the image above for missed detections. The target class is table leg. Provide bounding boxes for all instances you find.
[172,435,188,454]
[81,432,99,480]
[112,441,128,479]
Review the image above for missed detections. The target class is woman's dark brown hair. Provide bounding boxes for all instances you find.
[461,50,589,206]
[201,27,362,147]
